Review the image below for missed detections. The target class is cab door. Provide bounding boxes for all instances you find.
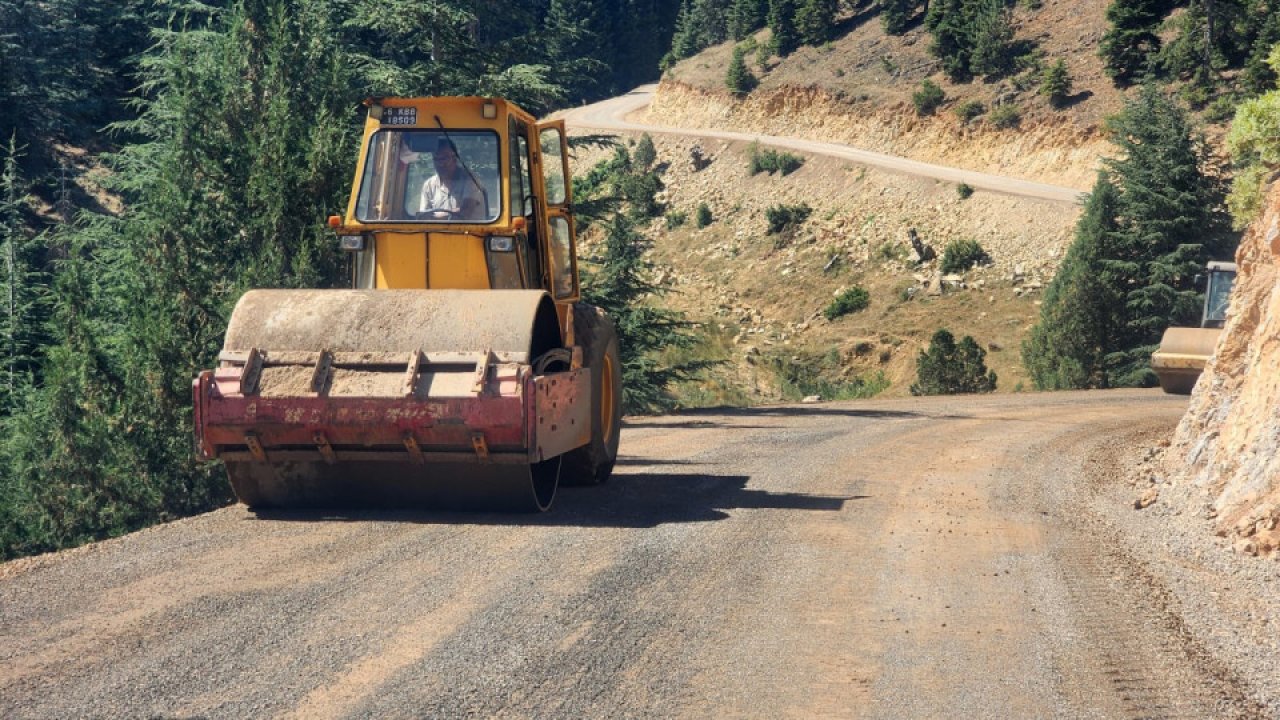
[534,120,579,302]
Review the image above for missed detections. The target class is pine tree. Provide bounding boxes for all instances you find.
[0,136,49,415]
[967,0,1015,77]
[581,212,710,412]
[1040,58,1073,107]
[1242,10,1280,94]
[726,45,758,94]
[910,329,997,395]
[795,0,837,46]
[768,0,799,56]
[925,0,973,81]
[881,0,923,35]
[1104,85,1234,381]
[1023,173,1127,389]
[1100,0,1167,84]
[730,0,769,39]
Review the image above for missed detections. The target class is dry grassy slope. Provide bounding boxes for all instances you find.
[650,0,1128,189]
[570,133,1077,402]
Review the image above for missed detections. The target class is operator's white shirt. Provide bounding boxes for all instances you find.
[420,174,464,214]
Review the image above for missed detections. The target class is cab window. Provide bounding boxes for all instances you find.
[355,129,501,223]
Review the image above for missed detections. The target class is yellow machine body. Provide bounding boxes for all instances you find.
[193,97,622,512]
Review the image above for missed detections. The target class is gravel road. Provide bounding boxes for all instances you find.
[1,389,1275,719]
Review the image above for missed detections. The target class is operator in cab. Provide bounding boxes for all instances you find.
[419,138,484,221]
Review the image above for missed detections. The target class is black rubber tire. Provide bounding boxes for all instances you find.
[561,304,622,486]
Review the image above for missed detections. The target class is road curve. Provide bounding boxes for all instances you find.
[559,84,1086,206]
[0,390,1263,719]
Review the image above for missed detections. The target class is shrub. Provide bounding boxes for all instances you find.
[633,133,657,169]
[823,286,870,320]
[910,329,998,395]
[665,210,687,229]
[726,45,758,96]
[695,202,712,227]
[1039,59,1072,108]
[956,182,974,199]
[954,99,985,123]
[989,103,1021,129]
[748,143,806,175]
[765,202,812,234]
[913,79,946,115]
[940,238,990,273]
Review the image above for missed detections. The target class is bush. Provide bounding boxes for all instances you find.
[913,79,946,115]
[695,202,712,227]
[954,99,985,123]
[910,329,997,395]
[940,238,990,273]
[765,202,812,234]
[665,210,687,229]
[726,45,758,96]
[633,133,657,169]
[1040,59,1072,108]
[823,286,870,320]
[748,143,806,175]
[989,103,1021,128]
[956,182,974,199]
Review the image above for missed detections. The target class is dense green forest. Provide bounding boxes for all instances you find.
[0,0,682,558]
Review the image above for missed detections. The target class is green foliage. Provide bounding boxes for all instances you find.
[1226,44,1280,228]
[1099,0,1166,84]
[1025,87,1237,390]
[765,202,813,233]
[988,103,1021,128]
[910,328,997,395]
[731,0,770,39]
[956,182,975,199]
[882,0,926,35]
[940,238,991,273]
[0,137,51,418]
[696,202,713,227]
[1023,172,1127,389]
[665,210,688,229]
[768,0,799,56]
[765,349,889,401]
[913,79,947,115]
[954,99,986,122]
[796,0,837,46]
[747,143,806,175]
[925,0,1016,82]
[727,45,759,95]
[580,212,712,413]
[823,286,870,320]
[634,133,658,170]
[1040,59,1073,107]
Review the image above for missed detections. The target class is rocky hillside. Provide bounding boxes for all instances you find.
[1159,181,1280,558]
[652,0,1132,189]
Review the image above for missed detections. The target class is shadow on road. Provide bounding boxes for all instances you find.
[250,472,865,529]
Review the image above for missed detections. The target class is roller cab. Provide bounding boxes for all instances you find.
[193,97,622,511]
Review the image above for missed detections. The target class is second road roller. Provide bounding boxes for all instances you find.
[192,96,622,511]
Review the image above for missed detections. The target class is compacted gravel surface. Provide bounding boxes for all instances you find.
[1,389,1275,719]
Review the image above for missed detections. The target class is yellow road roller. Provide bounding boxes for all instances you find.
[1150,260,1237,395]
[192,97,621,511]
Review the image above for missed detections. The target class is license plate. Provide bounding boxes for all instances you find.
[383,107,417,126]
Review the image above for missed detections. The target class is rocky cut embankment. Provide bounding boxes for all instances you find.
[1163,182,1280,557]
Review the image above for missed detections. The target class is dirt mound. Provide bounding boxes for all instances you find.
[1163,182,1280,556]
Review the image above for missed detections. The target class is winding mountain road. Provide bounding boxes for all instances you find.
[559,84,1085,206]
[1,390,1266,718]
